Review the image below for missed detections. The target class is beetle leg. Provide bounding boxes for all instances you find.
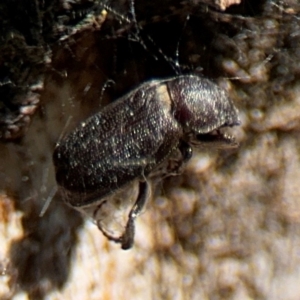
[163,140,193,177]
[95,200,123,245]
[95,181,149,249]
[121,180,149,249]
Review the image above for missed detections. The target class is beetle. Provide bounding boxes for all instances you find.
[53,74,240,249]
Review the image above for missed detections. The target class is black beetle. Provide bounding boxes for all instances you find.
[53,74,240,249]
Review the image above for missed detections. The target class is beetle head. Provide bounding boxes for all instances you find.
[167,75,240,149]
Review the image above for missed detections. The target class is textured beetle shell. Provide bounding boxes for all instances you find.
[53,75,239,207]
[53,79,181,207]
